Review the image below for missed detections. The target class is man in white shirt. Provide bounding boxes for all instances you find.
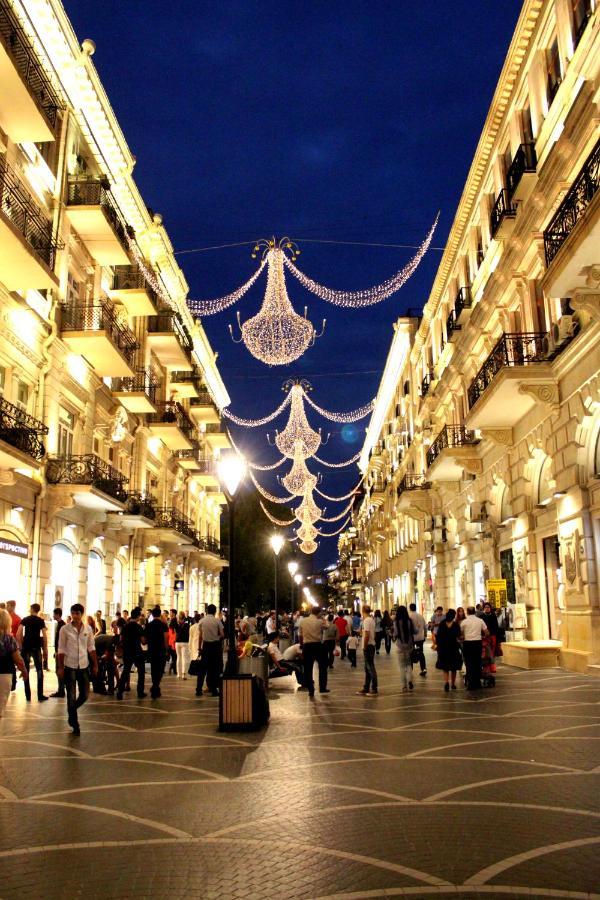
[267,636,303,686]
[298,608,328,697]
[57,603,98,736]
[197,604,224,697]
[409,603,427,677]
[265,611,277,641]
[460,606,488,690]
[356,606,378,696]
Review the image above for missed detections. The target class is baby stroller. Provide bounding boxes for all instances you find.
[481,634,496,687]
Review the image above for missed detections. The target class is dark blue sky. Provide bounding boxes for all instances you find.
[66,0,522,566]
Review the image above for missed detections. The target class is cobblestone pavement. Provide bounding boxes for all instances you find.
[0,650,599,900]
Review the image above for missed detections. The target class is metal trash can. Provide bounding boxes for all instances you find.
[238,654,269,685]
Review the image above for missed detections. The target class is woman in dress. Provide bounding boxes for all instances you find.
[393,605,414,691]
[436,609,462,692]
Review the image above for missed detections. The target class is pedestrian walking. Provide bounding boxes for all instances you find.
[436,609,462,691]
[374,610,384,654]
[6,601,21,693]
[334,610,349,659]
[57,604,98,735]
[356,605,377,696]
[323,614,338,669]
[145,605,168,699]
[382,610,393,654]
[299,606,328,698]
[117,607,147,699]
[175,611,190,680]
[16,603,48,703]
[428,606,444,650]
[196,603,224,697]
[408,603,427,676]
[0,609,27,716]
[347,632,358,667]
[394,605,414,691]
[50,607,66,697]
[461,606,488,690]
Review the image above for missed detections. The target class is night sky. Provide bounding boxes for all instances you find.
[65,0,523,566]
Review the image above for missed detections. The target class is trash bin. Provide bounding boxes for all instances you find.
[238,654,269,685]
[219,674,270,731]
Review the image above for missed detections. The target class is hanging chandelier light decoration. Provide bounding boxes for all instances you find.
[299,539,318,555]
[281,440,318,496]
[294,483,323,524]
[296,511,318,542]
[273,381,324,460]
[283,215,439,307]
[230,239,325,366]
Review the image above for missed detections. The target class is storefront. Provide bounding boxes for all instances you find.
[0,533,29,616]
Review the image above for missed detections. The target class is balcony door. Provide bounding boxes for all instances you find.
[57,406,75,457]
[542,535,563,641]
[87,550,105,617]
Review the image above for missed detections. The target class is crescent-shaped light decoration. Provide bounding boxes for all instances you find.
[222,391,291,427]
[316,517,351,538]
[299,539,318,555]
[319,498,355,523]
[312,450,361,468]
[248,470,295,504]
[315,479,362,502]
[304,394,375,423]
[259,501,295,527]
[283,215,439,307]
[294,484,322,524]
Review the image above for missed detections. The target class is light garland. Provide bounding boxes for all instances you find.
[316,517,351,538]
[231,247,324,366]
[283,215,439,308]
[299,539,318,555]
[187,257,268,316]
[319,498,355,523]
[296,510,318,542]
[275,384,322,460]
[281,441,318,496]
[313,450,361,468]
[227,430,288,472]
[125,234,174,312]
[249,470,294,504]
[259,501,295,527]
[304,394,375,423]
[315,479,362,502]
[223,392,291,427]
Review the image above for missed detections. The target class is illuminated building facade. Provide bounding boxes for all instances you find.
[0,0,232,616]
[342,0,600,671]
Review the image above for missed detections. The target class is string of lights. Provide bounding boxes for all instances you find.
[259,501,295,527]
[316,517,351,537]
[222,392,291,426]
[187,257,267,316]
[304,394,374,422]
[315,480,362,501]
[282,215,438,307]
[275,383,322,459]
[312,450,361,468]
[248,470,295,504]
[249,456,287,472]
[319,498,355,522]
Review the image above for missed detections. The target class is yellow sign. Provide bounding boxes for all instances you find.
[486,578,508,607]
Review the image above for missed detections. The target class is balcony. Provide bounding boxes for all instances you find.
[543,137,600,297]
[170,368,204,399]
[60,300,138,377]
[446,309,461,341]
[397,474,429,495]
[187,453,219,487]
[0,396,47,471]
[490,188,517,239]
[466,333,554,429]
[0,0,62,141]
[65,176,130,266]
[108,265,159,317]
[454,286,472,322]
[147,401,195,451]
[420,373,433,399]
[370,478,387,507]
[111,370,159,414]
[107,491,157,529]
[46,454,127,512]
[506,142,537,203]
[149,507,197,545]
[195,534,223,559]
[0,158,61,290]
[426,425,480,481]
[397,474,431,517]
[204,419,232,451]
[188,392,220,425]
[147,311,194,369]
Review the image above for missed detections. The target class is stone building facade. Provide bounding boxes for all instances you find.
[339,0,600,672]
[0,0,231,618]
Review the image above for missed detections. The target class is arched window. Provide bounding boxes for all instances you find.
[87,550,104,615]
[536,456,554,505]
[51,543,75,610]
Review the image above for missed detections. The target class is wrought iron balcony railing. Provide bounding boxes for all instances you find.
[490,187,517,238]
[111,369,160,405]
[0,0,63,128]
[205,419,227,434]
[420,373,433,399]
[371,479,387,494]
[0,396,47,461]
[467,332,547,409]
[196,535,222,556]
[61,300,139,364]
[174,449,216,472]
[147,311,193,354]
[46,453,128,502]
[123,491,157,519]
[153,506,197,541]
[397,474,430,495]
[544,137,600,266]
[112,265,158,304]
[446,309,461,340]
[147,401,195,441]
[426,425,479,469]
[506,142,537,200]
[171,368,204,390]
[66,176,132,251]
[0,157,62,269]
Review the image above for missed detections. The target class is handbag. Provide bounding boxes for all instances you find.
[188,657,203,676]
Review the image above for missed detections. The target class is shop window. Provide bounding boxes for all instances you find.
[51,543,75,610]
[87,550,104,615]
[58,406,75,457]
[546,37,562,107]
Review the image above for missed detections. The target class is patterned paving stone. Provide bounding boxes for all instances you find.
[0,655,599,899]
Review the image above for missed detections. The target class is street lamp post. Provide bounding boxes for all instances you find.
[270,533,285,632]
[217,452,246,675]
[287,558,299,618]
[292,572,303,643]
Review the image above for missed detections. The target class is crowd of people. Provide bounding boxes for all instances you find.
[0,595,505,731]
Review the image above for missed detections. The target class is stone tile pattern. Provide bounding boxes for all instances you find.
[0,652,599,900]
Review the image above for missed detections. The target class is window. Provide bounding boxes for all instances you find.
[58,406,75,457]
[66,272,81,307]
[546,38,562,106]
[51,543,75,609]
[87,551,104,615]
[571,0,592,49]
[522,103,534,144]
[0,366,5,394]
[15,380,29,411]
[475,227,484,268]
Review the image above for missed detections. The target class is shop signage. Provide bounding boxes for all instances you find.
[0,538,28,559]
[486,578,507,606]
